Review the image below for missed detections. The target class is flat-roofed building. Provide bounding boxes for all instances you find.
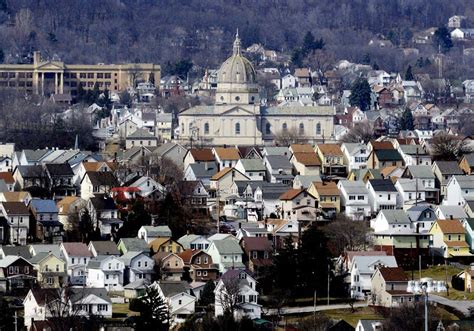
[0,51,160,97]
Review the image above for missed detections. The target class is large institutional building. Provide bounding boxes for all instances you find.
[179,33,335,146]
[0,51,160,97]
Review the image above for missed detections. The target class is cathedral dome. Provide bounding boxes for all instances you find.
[217,32,257,85]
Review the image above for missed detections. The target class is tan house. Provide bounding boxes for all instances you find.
[279,188,318,223]
[314,144,345,176]
[152,252,185,281]
[459,154,474,175]
[290,152,321,176]
[209,167,249,198]
[308,181,341,218]
[371,266,414,307]
[125,128,158,150]
[0,51,160,97]
[429,219,471,258]
[30,252,66,288]
[149,237,184,255]
[367,149,404,169]
[178,249,219,282]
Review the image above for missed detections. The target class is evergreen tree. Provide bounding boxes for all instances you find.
[362,53,371,65]
[131,286,169,330]
[199,280,216,307]
[273,235,298,296]
[302,31,316,56]
[349,78,372,112]
[433,26,453,53]
[291,48,304,67]
[405,65,414,80]
[79,209,94,243]
[77,84,86,103]
[372,62,380,70]
[400,108,414,130]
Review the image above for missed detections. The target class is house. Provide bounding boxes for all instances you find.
[350,255,398,300]
[88,240,120,257]
[429,219,471,258]
[0,255,36,293]
[153,142,187,169]
[138,225,172,244]
[402,165,439,204]
[367,149,404,169]
[154,280,196,325]
[406,205,437,234]
[149,237,184,254]
[29,199,62,243]
[354,320,384,331]
[370,209,411,233]
[459,154,474,175]
[12,165,45,190]
[436,205,468,221]
[117,238,149,255]
[261,218,299,249]
[240,237,272,273]
[87,195,122,240]
[347,169,382,182]
[24,287,112,328]
[337,180,371,220]
[206,238,244,273]
[461,219,474,252]
[341,143,369,172]
[444,175,474,207]
[397,145,431,166]
[338,250,387,276]
[0,217,9,245]
[263,155,294,184]
[371,267,413,307]
[366,179,399,214]
[432,161,464,198]
[80,171,118,200]
[315,144,345,176]
[395,178,426,207]
[184,162,218,187]
[156,112,173,141]
[176,181,209,215]
[0,172,14,192]
[60,242,92,285]
[279,188,318,222]
[308,181,341,217]
[74,161,116,186]
[29,252,66,288]
[44,163,76,198]
[213,147,241,171]
[125,128,158,149]
[183,148,215,170]
[120,251,155,284]
[125,175,165,199]
[123,279,150,299]
[215,269,261,320]
[210,168,249,199]
[86,255,124,291]
[57,196,85,231]
[0,201,29,245]
[178,249,218,282]
[234,159,266,181]
[237,146,262,160]
[290,152,321,176]
[153,252,185,280]
[178,234,210,251]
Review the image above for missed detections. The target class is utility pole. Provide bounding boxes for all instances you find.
[327,264,330,306]
[313,290,317,324]
[14,310,17,331]
[216,181,220,234]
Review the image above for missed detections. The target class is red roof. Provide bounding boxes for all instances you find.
[378,267,408,282]
[112,187,141,192]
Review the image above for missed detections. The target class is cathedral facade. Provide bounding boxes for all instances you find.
[178,34,335,146]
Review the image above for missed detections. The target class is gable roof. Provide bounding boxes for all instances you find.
[16,165,43,178]
[317,144,343,156]
[188,148,215,162]
[292,152,321,166]
[188,162,218,178]
[265,155,293,169]
[313,181,339,195]
[241,237,272,252]
[374,149,403,161]
[290,144,314,153]
[368,179,397,192]
[89,241,120,256]
[239,159,266,172]
[126,128,157,140]
[352,255,398,273]
[83,171,118,187]
[406,165,435,179]
[118,238,149,253]
[141,225,172,237]
[1,201,29,215]
[435,219,465,234]
[378,266,408,282]
[212,239,244,254]
[213,147,241,160]
[0,172,14,184]
[29,199,58,213]
[434,161,463,175]
[45,163,73,177]
[89,196,117,211]
[61,243,92,257]
[380,210,411,224]
[157,280,190,297]
[1,245,32,259]
[279,188,305,200]
[370,141,394,150]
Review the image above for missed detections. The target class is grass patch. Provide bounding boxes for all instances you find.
[323,307,383,327]
[112,303,140,316]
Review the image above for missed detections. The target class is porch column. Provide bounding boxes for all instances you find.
[59,72,64,94]
[41,73,44,96]
[54,72,58,94]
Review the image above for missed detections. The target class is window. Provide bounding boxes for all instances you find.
[252,251,258,259]
[387,194,391,200]
[203,271,208,276]
[357,195,364,200]
[72,258,75,264]
[316,122,321,135]
[235,122,241,135]
[105,73,111,79]
[349,195,356,200]
[178,300,182,305]
[282,123,288,132]
[47,277,54,285]
[266,122,271,134]
[98,304,108,311]
[196,257,201,264]
[138,261,142,267]
[80,73,86,79]
[203,256,208,264]
[87,73,94,79]
[108,263,111,269]
[299,123,304,135]
[204,122,209,134]
[97,73,104,79]
[197,271,202,276]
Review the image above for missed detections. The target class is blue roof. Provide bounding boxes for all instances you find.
[30,199,58,213]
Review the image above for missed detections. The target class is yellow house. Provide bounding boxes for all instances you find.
[31,252,66,288]
[149,237,184,254]
[314,144,346,176]
[308,181,341,217]
[373,233,430,251]
[429,220,472,258]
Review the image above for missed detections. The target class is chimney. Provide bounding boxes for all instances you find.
[33,51,41,65]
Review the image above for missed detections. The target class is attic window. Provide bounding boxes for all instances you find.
[235,96,240,101]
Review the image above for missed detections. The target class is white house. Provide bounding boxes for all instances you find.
[341,143,369,172]
[127,175,166,198]
[395,178,426,207]
[337,180,371,220]
[215,269,261,320]
[137,225,172,244]
[60,242,92,285]
[350,255,398,300]
[366,179,400,214]
[153,280,196,326]
[0,201,30,245]
[234,159,266,181]
[120,251,155,285]
[206,238,244,273]
[370,209,412,233]
[86,255,125,291]
[178,234,210,250]
[444,175,474,207]
[24,287,112,328]
[281,74,296,90]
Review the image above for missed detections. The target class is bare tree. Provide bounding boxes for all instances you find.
[324,214,372,255]
[339,121,375,143]
[430,132,472,161]
[217,276,242,317]
[273,127,308,146]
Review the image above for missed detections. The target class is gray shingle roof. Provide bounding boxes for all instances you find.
[157,280,190,297]
[141,225,172,237]
[126,128,157,140]
[89,241,120,256]
[239,159,266,172]
[338,180,369,194]
[406,165,435,179]
[453,175,474,189]
[212,239,244,254]
[381,210,411,224]
[434,161,463,175]
[265,155,292,170]
[119,238,148,253]
[188,163,218,178]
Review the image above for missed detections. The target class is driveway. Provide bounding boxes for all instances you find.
[265,302,368,316]
[429,294,473,316]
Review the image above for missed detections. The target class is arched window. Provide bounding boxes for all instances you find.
[299,122,305,135]
[204,123,209,135]
[188,123,193,133]
[235,122,241,135]
[266,122,271,134]
[316,122,321,135]
[282,123,287,132]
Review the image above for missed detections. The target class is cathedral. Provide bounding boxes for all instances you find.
[178,33,335,146]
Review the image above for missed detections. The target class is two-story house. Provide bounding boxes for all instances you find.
[371,267,413,307]
[444,175,474,207]
[240,237,272,274]
[429,219,471,258]
[0,201,29,245]
[366,179,399,214]
[402,165,439,204]
[80,171,118,200]
[178,234,210,251]
[60,242,92,285]
[234,159,266,181]
[154,280,196,326]
[367,149,404,169]
[432,161,464,199]
[279,188,318,223]
[308,181,341,218]
[0,255,36,292]
[87,195,122,239]
[341,143,369,172]
[120,251,155,284]
[137,225,172,244]
[29,199,62,243]
[44,163,76,199]
[213,147,241,171]
[315,144,346,176]
[290,151,321,176]
[263,155,294,184]
[206,237,244,274]
[178,249,218,282]
[29,252,66,288]
[87,255,124,291]
[337,180,371,220]
[176,181,209,216]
